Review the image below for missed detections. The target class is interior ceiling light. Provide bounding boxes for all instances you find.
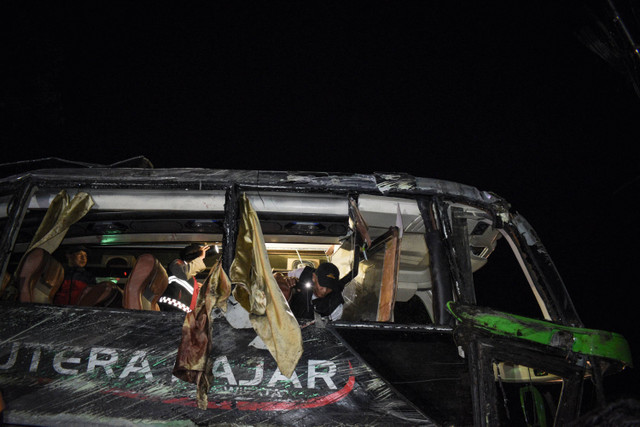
[90,222,128,234]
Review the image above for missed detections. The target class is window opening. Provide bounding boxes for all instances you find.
[341,195,432,324]
[445,202,547,320]
[494,361,563,426]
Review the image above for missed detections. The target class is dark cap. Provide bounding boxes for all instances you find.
[180,243,203,261]
[65,245,88,255]
[315,262,340,290]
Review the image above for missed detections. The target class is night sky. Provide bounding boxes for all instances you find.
[3,1,640,398]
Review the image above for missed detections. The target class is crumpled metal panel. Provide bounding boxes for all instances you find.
[414,176,502,205]
[0,303,435,426]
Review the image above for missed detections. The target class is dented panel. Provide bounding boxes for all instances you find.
[0,303,433,426]
[447,302,633,367]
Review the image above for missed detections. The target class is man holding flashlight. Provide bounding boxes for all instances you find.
[275,262,344,321]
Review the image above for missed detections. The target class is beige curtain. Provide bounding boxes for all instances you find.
[173,193,302,410]
[229,193,303,378]
[173,258,231,409]
[28,190,95,253]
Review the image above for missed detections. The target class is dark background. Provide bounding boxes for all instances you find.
[2,1,639,400]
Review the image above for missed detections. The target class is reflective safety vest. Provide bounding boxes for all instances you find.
[158,275,200,313]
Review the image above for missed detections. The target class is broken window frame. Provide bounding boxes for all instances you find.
[417,197,454,326]
[448,300,632,426]
[431,195,582,327]
[498,216,581,326]
[457,323,587,426]
[0,178,36,288]
[0,178,582,331]
[352,225,402,322]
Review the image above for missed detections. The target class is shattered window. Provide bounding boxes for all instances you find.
[472,231,546,320]
[2,188,228,308]
[341,195,432,324]
[447,203,546,320]
[4,188,437,323]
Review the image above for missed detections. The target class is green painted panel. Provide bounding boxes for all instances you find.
[447,302,632,367]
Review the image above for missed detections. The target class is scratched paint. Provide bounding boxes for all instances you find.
[0,303,434,426]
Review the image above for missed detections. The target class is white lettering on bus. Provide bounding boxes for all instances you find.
[267,367,302,388]
[212,355,237,385]
[238,358,264,386]
[26,344,41,373]
[87,347,119,378]
[0,342,19,369]
[308,359,337,390]
[53,348,82,375]
[120,350,153,380]
[0,342,342,390]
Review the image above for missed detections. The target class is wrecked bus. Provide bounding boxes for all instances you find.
[0,158,633,426]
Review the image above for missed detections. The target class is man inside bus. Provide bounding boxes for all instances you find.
[54,245,97,305]
[275,262,345,321]
[160,243,210,312]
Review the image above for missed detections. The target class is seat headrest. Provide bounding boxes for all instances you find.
[18,248,64,304]
[77,281,120,307]
[123,254,169,310]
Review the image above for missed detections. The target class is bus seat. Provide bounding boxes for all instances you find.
[123,254,168,311]
[77,281,121,307]
[18,248,64,304]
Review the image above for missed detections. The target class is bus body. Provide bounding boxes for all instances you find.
[0,160,632,425]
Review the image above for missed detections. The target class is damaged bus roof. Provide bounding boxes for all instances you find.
[0,163,499,205]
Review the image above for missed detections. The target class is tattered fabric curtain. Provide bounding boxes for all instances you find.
[173,259,231,409]
[173,193,303,409]
[229,193,303,377]
[28,190,95,253]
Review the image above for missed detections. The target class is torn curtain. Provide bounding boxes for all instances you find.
[172,193,302,410]
[229,193,303,378]
[28,190,95,253]
[173,258,231,409]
